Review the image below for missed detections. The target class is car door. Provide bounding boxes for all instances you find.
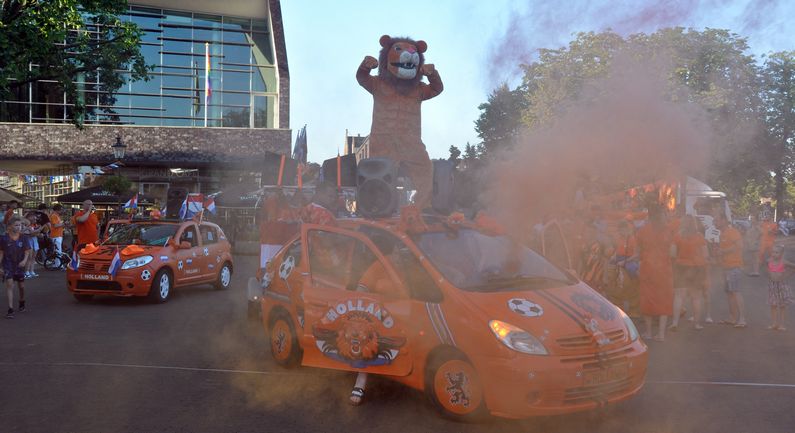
[299,224,413,376]
[174,223,203,284]
[199,224,221,280]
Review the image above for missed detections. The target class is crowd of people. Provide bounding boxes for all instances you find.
[0,199,103,318]
[571,203,792,342]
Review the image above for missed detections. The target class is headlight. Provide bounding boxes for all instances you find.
[489,320,548,355]
[622,312,639,342]
[121,255,153,270]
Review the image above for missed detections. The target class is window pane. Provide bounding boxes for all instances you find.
[222,71,249,92]
[253,95,273,128]
[223,106,249,127]
[223,16,250,32]
[222,92,248,106]
[251,33,274,66]
[224,44,251,65]
[253,67,276,92]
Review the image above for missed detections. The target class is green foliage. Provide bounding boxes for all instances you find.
[102,174,132,196]
[448,145,461,167]
[474,83,529,156]
[0,0,152,126]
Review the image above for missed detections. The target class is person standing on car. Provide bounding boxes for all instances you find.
[745,215,762,276]
[72,200,99,251]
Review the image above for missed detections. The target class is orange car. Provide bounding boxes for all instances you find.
[256,216,648,421]
[67,219,233,303]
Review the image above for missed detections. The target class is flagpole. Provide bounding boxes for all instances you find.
[204,42,209,128]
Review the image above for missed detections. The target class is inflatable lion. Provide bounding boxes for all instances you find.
[357,34,444,209]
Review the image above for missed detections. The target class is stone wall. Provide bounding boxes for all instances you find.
[0,123,291,165]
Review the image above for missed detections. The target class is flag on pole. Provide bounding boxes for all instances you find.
[68,250,80,271]
[203,196,217,215]
[179,193,205,220]
[204,42,212,127]
[108,248,122,277]
[292,124,307,164]
[123,193,138,210]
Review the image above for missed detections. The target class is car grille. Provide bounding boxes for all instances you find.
[563,376,634,405]
[76,281,122,291]
[559,346,634,369]
[556,328,626,350]
[79,259,110,273]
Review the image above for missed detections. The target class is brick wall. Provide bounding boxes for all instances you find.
[0,123,291,165]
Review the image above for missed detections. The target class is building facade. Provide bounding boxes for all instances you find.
[0,0,290,205]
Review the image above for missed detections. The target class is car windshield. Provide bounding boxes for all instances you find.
[415,229,577,292]
[103,223,179,246]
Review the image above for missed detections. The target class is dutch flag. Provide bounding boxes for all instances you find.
[68,250,80,271]
[123,193,138,210]
[108,249,122,277]
[179,193,204,220]
[204,197,216,215]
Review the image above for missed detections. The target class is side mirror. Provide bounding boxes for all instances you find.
[179,241,192,249]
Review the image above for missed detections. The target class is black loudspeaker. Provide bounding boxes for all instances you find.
[261,152,298,186]
[321,154,357,187]
[166,187,188,219]
[356,158,399,218]
[432,160,456,215]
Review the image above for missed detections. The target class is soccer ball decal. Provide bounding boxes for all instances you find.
[508,298,543,317]
[279,256,295,279]
[203,247,209,256]
[178,260,184,270]
[141,270,152,281]
[216,255,221,263]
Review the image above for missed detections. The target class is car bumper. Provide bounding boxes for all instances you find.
[472,340,648,419]
[67,269,153,297]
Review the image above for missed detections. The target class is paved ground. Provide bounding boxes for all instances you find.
[1,251,794,433]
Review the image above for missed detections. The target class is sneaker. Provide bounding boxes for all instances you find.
[24,272,32,278]
[6,308,13,319]
[704,317,714,324]
[694,324,704,330]
[30,272,39,277]
[18,301,25,313]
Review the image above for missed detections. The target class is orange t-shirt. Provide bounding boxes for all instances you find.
[719,226,743,268]
[614,233,636,257]
[674,233,707,266]
[49,213,64,238]
[760,221,777,247]
[75,210,99,245]
[3,209,14,224]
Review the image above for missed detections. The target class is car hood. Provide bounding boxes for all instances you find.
[459,281,627,351]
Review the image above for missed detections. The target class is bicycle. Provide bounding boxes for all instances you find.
[35,236,72,270]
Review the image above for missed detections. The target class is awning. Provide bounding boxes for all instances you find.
[0,187,36,203]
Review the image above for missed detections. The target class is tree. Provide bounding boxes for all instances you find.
[0,0,151,126]
[760,51,795,219]
[102,174,132,196]
[448,145,461,167]
[475,83,528,156]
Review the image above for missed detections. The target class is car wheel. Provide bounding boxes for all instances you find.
[148,269,172,303]
[73,294,93,302]
[426,352,488,422]
[215,262,232,290]
[269,312,301,368]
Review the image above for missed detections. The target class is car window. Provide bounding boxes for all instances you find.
[282,239,302,268]
[308,230,354,289]
[180,225,198,247]
[543,223,571,270]
[103,223,179,246]
[358,226,441,302]
[200,225,217,245]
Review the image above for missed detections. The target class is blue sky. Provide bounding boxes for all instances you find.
[280,0,794,163]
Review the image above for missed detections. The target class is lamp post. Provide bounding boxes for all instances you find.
[110,135,128,218]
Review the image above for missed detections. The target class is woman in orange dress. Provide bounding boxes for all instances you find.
[635,205,674,341]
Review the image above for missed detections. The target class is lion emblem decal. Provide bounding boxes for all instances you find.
[312,299,406,368]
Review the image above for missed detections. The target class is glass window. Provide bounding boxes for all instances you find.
[224,44,251,65]
[251,33,274,66]
[253,67,276,93]
[542,223,571,271]
[222,106,249,127]
[253,95,273,128]
[222,70,250,92]
[308,230,355,289]
[200,225,217,244]
[223,16,250,32]
[180,225,198,247]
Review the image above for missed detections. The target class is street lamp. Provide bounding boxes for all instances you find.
[111,135,127,160]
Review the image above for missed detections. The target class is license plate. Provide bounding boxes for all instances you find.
[81,274,111,281]
[583,364,629,386]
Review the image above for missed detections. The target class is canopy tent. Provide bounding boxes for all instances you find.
[56,186,154,207]
[0,187,36,204]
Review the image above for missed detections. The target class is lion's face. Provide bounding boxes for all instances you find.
[386,41,421,80]
[337,315,379,360]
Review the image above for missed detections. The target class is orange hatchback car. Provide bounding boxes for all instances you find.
[67,219,233,303]
[256,216,648,421]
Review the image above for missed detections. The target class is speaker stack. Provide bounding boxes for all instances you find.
[356,158,399,218]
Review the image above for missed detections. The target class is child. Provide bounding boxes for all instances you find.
[766,244,793,331]
[0,216,30,318]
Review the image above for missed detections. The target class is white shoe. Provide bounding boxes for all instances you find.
[24,272,32,278]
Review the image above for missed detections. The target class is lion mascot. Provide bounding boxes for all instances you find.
[357,34,444,209]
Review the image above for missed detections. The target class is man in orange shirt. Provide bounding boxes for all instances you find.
[3,200,20,225]
[73,200,99,250]
[717,215,747,328]
[49,204,65,256]
[758,215,778,266]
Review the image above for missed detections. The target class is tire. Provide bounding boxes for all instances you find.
[148,269,172,303]
[74,294,93,302]
[35,249,47,266]
[45,253,63,270]
[214,262,232,290]
[269,312,301,368]
[425,352,488,422]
